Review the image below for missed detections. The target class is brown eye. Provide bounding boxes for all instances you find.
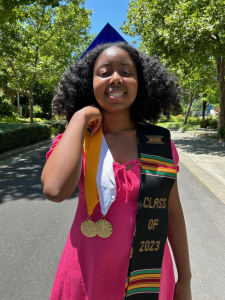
[100,72,111,77]
[121,71,132,76]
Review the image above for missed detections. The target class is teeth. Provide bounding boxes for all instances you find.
[109,93,123,96]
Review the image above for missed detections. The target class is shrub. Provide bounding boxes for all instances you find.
[200,116,217,128]
[0,119,67,153]
[176,115,183,122]
[0,113,18,123]
[48,121,66,135]
[207,113,213,120]
[158,115,168,123]
[0,123,51,153]
[53,114,67,122]
[169,115,177,122]
[25,117,44,123]
[0,94,14,116]
[32,104,43,118]
[200,118,209,128]
[187,116,200,124]
[210,118,218,129]
[157,122,199,131]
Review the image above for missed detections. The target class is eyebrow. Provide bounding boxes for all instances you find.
[121,61,132,66]
[99,61,134,67]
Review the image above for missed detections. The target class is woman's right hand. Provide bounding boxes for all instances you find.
[81,105,102,136]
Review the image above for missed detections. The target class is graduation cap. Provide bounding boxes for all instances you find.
[79,23,127,60]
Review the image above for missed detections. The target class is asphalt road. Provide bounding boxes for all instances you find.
[0,142,225,300]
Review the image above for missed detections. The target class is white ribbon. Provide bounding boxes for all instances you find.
[96,133,116,215]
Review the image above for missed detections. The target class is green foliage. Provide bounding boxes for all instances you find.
[122,0,225,62]
[157,122,199,131]
[0,1,93,89]
[160,114,196,123]
[200,116,218,129]
[0,0,64,25]
[181,124,200,131]
[32,104,43,118]
[159,115,168,123]
[122,0,225,134]
[0,1,94,122]
[187,117,201,124]
[0,115,43,123]
[53,114,67,122]
[47,121,66,135]
[33,82,53,118]
[159,114,218,129]
[0,114,18,123]
[176,115,183,122]
[169,115,178,123]
[0,94,14,116]
[0,123,51,153]
[0,119,66,153]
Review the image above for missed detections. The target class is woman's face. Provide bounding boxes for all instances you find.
[93,46,138,114]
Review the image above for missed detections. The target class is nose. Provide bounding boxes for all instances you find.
[109,71,123,85]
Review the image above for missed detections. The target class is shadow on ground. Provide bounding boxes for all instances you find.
[172,136,225,157]
[0,145,79,204]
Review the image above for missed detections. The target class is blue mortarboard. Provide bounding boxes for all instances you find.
[79,23,127,60]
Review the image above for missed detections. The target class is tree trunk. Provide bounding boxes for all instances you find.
[17,92,20,115]
[216,58,225,138]
[184,92,194,124]
[202,101,207,120]
[10,91,15,104]
[28,95,34,123]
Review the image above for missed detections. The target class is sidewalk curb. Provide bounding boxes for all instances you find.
[0,138,53,162]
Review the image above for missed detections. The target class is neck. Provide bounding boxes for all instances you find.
[102,109,135,134]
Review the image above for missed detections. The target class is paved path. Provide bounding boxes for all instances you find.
[171,131,225,204]
[0,143,79,300]
[0,134,225,299]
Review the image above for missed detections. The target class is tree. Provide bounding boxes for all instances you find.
[169,59,218,123]
[122,0,225,137]
[0,1,93,122]
[0,0,59,24]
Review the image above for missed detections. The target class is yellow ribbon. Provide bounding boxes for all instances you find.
[84,124,102,215]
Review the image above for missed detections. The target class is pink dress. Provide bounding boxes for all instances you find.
[47,134,179,300]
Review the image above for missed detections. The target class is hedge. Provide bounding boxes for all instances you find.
[45,121,66,135]
[0,123,51,153]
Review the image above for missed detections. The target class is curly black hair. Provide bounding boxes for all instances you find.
[53,42,180,123]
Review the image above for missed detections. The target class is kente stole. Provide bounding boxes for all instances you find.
[123,123,177,299]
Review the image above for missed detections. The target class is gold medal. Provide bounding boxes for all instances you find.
[96,218,113,238]
[80,218,96,238]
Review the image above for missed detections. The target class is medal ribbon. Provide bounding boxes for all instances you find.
[84,125,102,216]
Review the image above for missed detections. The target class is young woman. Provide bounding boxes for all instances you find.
[41,42,192,300]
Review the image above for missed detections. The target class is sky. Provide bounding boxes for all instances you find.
[84,0,140,47]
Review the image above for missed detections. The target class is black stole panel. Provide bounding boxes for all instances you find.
[124,123,177,299]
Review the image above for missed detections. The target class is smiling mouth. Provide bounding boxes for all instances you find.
[106,91,126,97]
